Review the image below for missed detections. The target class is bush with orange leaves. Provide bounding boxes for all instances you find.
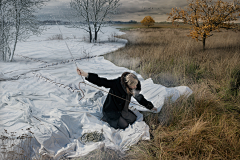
[141,16,155,28]
[168,0,240,50]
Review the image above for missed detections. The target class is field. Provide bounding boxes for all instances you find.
[102,24,240,159]
[1,23,240,159]
[114,22,192,30]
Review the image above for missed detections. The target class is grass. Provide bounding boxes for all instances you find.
[71,147,124,160]
[103,26,240,159]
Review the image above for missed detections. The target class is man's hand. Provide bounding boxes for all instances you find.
[151,107,157,112]
[77,68,88,77]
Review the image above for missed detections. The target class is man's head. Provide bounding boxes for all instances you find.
[125,73,138,89]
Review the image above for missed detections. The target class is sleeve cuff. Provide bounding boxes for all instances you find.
[85,73,90,80]
[146,102,154,110]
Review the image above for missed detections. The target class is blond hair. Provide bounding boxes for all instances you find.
[125,73,138,95]
[125,73,138,86]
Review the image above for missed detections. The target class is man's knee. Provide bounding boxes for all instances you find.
[127,112,137,125]
[117,117,129,129]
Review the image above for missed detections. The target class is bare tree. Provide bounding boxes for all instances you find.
[0,0,13,61]
[70,0,120,43]
[70,0,93,43]
[0,0,49,62]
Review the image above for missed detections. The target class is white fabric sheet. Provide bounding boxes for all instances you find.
[0,25,192,159]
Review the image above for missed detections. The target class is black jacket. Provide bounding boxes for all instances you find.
[85,72,154,129]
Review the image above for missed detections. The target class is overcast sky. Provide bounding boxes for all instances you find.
[36,0,237,22]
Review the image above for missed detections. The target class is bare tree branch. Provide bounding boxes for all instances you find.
[0,0,49,62]
[70,0,120,43]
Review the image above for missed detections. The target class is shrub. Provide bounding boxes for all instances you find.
[47,34,63,40]
[140,16,155,28]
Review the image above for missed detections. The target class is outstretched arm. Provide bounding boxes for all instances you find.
[134,94,157,112]
[77,68,115,89]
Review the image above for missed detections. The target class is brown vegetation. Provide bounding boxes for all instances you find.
[168,0,240,50]
[114,23,192,30]
[141,16,155,28]
[104,27,240,159]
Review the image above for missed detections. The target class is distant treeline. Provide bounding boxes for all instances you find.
[37,20,240,25]
[38,20,140,25]
[38,20,71,25]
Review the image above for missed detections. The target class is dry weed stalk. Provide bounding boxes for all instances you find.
[108,32,119,42]
[47,34,64,40]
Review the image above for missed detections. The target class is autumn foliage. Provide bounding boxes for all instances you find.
[141,16,155,27]
[168,0,240,50]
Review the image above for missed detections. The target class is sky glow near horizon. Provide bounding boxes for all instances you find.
[36,0,240,22]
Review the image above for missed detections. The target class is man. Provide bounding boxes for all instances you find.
[77,68,157,129]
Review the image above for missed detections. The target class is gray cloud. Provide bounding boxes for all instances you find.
[36,0,240,22]
[36,1,72,20]
[113,0,188,21]
[36,0,190,21]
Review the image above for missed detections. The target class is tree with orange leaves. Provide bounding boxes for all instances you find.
[168,0,240,50]
[141,16,155,28]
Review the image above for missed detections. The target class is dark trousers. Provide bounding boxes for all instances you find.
[117,110,137,129]
[101,110,137,129]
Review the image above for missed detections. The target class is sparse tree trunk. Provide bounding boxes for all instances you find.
[89,31,92,43]
[0,0,6,61]
[10,30,19,62]
[202,33,206,51]
[10,1,20,62]
[94,30,97,42]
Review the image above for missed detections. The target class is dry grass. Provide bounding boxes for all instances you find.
[114,22,192,30]
[70,147,125,160]
[47,34,64,40]
[104,27,240,159]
